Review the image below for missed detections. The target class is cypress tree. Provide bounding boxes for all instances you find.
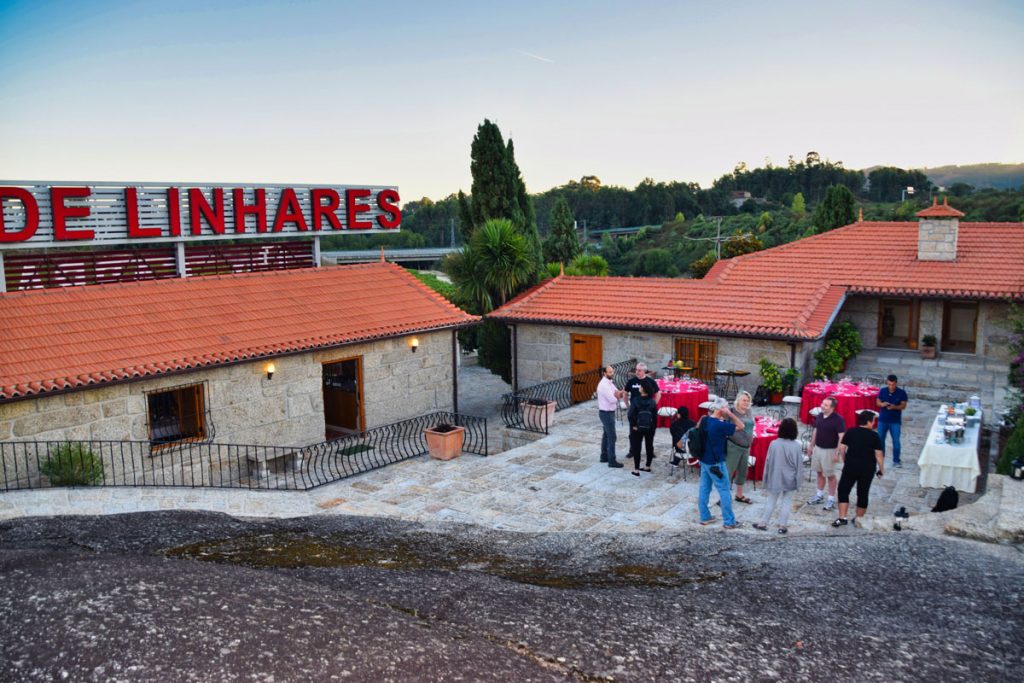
[543,196,581,265]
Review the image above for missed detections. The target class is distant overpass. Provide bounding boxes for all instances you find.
[322,247,458,265]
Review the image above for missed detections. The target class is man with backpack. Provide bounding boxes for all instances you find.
[627,383,658,476]
[695,398,746,529]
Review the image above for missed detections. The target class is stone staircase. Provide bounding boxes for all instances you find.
[844,349,1011,420]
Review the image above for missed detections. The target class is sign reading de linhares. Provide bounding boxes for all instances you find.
[0,182,401,249]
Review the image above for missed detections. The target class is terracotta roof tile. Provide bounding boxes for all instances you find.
[0,262,477,401]
[488,219,1024,340]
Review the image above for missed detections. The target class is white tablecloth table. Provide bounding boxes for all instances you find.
[917,409,982,493]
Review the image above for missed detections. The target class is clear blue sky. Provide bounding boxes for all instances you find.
[1,0,1021,203]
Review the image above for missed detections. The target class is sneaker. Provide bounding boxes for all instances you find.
[608,461,624,468]
[893,461,903,469]
[752,523,768,531]
[723,522,742,530]
[823,499,835,511]
[808,494,825,505]
[831,518,848,527]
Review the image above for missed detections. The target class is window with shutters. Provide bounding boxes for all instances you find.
[673,337,718,382]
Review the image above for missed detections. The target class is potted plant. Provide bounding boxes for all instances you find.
[673,359,686,379]
[781,367,800,396]
[921,334,938,359]
[826,321,863,369]
[758,358,784,404]
[424,422,465,460]
[522,397,557,430]
[813,340,845,380]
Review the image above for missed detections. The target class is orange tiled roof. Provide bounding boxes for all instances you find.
[0,262,477,401]
[488,220,1024,339]
[916,196,965,218]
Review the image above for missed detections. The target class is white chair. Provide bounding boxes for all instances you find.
[658,406,677,418]
[781,395,802,419]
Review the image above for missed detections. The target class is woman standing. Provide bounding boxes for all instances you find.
[726,390,755,504]
[754,417,803,534]
[627,384,658,476]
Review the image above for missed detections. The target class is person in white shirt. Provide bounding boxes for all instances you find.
[597,365,625,468]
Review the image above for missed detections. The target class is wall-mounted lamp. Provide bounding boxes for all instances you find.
[265,362,276,380]
[410,337,419,353]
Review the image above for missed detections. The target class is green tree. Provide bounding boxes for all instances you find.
[791,192,806,218]
[446,219,536,313]
[565,254,609,276]
[721,231,764,258]
[689,251,717,278]
[542,196,580,265]
[813,185,857,233]
[640,248,679,277]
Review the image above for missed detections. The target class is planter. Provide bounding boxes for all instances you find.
[522,399,557,431]
[921,345,937,359]
[769,391,783,405]
[424,424,465,460]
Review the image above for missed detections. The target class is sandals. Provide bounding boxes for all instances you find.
[734,495,753,504]
[700,517,717,526]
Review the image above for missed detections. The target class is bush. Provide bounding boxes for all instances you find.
[827,320,862,360]
[997,417,1024,475]
[759,358,783,393]
[41,443,104,486]
[813,340,846,379]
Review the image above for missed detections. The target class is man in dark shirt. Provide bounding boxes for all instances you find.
[623,362,660,464]
[806,396,845,511]
[876,374,908,468]
[832,410,885,528]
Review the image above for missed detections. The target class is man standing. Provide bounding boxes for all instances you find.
[806,396,845,511]
[623,362,660,464]
[596,365,624,468]
[876,374,908,468]
[697,398,745,529]
[832,410,885,528]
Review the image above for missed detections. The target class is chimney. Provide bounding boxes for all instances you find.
[916,197,964,261]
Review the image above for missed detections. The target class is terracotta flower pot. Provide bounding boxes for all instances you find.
[921,345,937,359]
[522,399,557,431]
[424,425,465,460]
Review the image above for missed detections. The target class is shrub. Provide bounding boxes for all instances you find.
[813,340,846,379]
[996,417,1024,475]
[40,443,104,486]
[922,334,938,347]
[759,358,783,393]
[826,321,862,360]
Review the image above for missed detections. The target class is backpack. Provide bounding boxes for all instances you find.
[685,417,712,464]
[752,385,770,407]
[636,405,654,431]
[931,486,959,513]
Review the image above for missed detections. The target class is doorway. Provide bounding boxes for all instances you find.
[322,358,364,440]
[942,301,978,354]
[570,333,603,403]
[878,299,920,349]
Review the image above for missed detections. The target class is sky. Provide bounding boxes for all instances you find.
[1,0,1022,203]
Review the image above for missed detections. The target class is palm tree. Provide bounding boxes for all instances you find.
[445,218,535,312]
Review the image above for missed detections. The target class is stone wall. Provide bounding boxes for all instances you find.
[837,295,1011,361]
[514,323,803,396]
[0,329,456,447]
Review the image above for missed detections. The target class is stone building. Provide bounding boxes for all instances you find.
[488,200,1024,414]
[0,261,477,447]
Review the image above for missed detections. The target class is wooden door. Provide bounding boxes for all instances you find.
[322,357,364,437]
[570,334,603,404]
[674,337,718,383]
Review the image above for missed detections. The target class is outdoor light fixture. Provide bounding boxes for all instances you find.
[265,362,276,380]
[410,337,419,353]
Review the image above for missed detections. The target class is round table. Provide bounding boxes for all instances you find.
[655,379,709,428]
[799,381,879,428]
[744,416,780,483]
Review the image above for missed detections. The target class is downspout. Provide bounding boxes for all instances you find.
[788,342,796,368]
[512,324,519,393]
[451,329,459,414]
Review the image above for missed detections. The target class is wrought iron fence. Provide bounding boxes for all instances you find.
[0,411,487,492]
[501,359,636,433]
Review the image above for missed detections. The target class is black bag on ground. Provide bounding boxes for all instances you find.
[932,486,959,513]
[752,385,770,407]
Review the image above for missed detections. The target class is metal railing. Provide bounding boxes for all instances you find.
[501,359,636,433]
[0,411,487,492]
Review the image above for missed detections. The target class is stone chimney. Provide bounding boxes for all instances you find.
[916,197,965,261]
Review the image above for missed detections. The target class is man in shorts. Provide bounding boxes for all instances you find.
[806,396,845,511]
[832,410,885,528]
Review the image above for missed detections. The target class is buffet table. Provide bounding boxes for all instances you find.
[800,381,879,428]
[918,408,983,493]
[655,379,709,428]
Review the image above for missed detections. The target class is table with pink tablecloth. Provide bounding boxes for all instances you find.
[744,416,780,483]
[655,379,709,428]
[799,381,879,428]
